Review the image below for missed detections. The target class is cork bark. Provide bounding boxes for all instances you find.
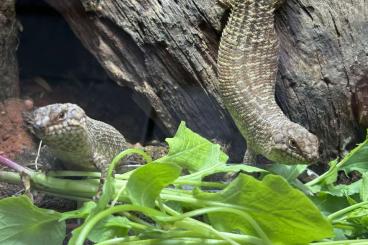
[43,0,368,162]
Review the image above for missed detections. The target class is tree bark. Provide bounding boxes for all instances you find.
[43,0,367,163]
[0,0,19,101]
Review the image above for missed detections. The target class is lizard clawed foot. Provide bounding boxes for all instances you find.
[20,172,33,201]
[92,154,109,200]
[217,0,234,9]
[92,177,105,201]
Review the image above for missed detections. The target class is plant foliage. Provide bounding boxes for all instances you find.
[0,122,367,244]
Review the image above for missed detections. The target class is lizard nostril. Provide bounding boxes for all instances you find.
[32,121,46,136]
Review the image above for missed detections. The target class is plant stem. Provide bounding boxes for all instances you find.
[0,155,32,175]
[72,205,166,245]
[98,237,232,245]
[159,206,271,245]
[0,171,22,185]
[109,149,152,178]
[98,232,263,245]
[174,179,226,189]
[327,201,368,221]
[312,240,368,245]
[47,171,101,178]
[161,203,264,245]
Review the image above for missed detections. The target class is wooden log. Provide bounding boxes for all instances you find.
[43,0,367,163]
[0,0,19,100]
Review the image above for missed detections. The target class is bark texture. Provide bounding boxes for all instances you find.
[0,0,19,101]
[44,0,368,162]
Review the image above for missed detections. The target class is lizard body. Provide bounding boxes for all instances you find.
[24,103,128,171]
[217,0,319,164]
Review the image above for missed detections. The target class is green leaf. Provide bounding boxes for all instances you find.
[0,195,65,245]
[267,164,307,181]
[126,162,181,207]
[325,180,362,197]
[88,216,130,243]
[310,193,351,216]
[344,205,368,238]
[324,160,339,185]
[154,122,228,172]
[341,139,368,175]
[195,174,333,244]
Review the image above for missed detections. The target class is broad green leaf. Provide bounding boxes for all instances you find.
[195,174,333,244]
[310,193,351,216]
[267,164,307,181]
[59,201,96,221]
[324,160,339,185]
[154,122,228,172]
[341,137,368,175]
[126,162,181,207]
[323,180,362,197]
[312,177,362,199]
[88,216,130,243]
[0,195,65,245]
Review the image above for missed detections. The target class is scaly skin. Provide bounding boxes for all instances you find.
[217,0,319,164]
[24,103,128,171]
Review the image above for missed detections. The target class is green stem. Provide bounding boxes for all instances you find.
[159,206,271,245]
[0,171,23,185]
[109,149,152,178]
[126,220,149,231]
[327,201,368,221]
[123,212,154,228]
[311,240,368,245]
[98,237,231,245]
[73,203,262,245]
[94,148,152,210]
[161,204,263,245]
[174,180,226,189]
[160,191,250,212]
[305,162,337,187]
[331,223,355,230]
[98,231,262,245]
[47,171,101,178]
[0,170,99,198]
[72,205,165,245]
[31,172,98,197]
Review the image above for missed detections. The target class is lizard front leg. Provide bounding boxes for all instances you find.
[92,153,109,199]
[243,147,257,165]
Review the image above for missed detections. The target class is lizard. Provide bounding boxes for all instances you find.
[24,103,129,175]
[217,0,320,164]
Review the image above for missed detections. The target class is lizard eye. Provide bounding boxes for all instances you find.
[288,139,298,150]
[57,111,66,120]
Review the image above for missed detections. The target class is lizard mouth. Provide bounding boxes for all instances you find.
[23,113,47,139]
[285,149,319,165]
[304,151,319,164]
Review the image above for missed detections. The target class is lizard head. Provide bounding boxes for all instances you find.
[268,122,320,165]
[24,103,88,145]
